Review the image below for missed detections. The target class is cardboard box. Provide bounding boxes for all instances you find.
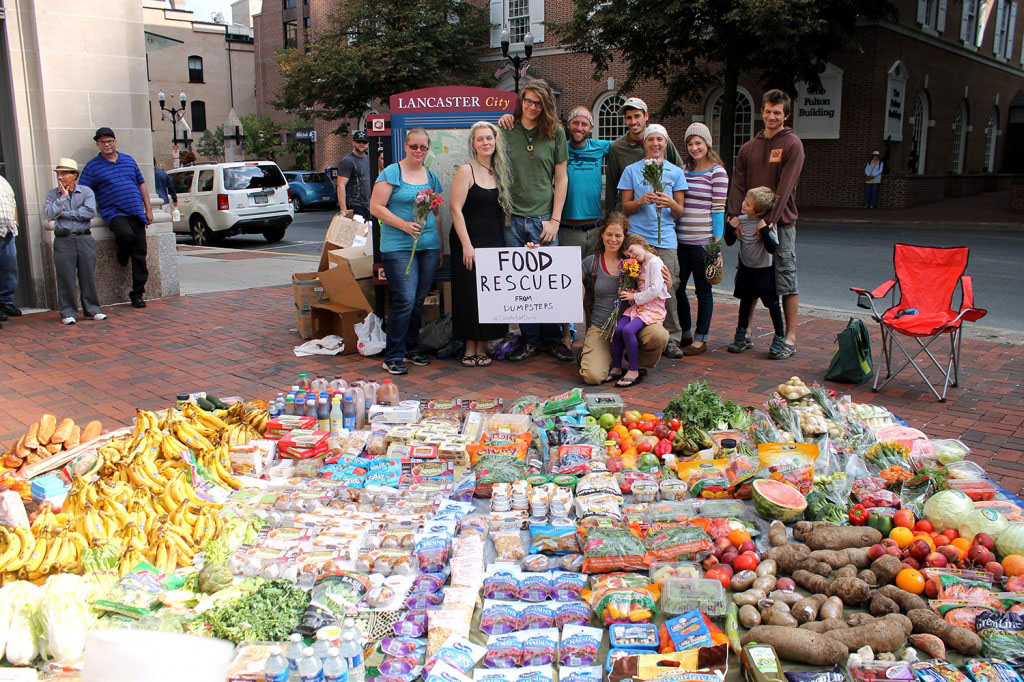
[318,213,372,271]
[309,258,374,355]
[293,272,327,311]
[295,308,312,339]
[328,247,373,279]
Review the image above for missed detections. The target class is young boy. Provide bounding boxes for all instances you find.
[725,186,784,355]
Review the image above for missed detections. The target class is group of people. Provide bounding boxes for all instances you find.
[368,79,806,382]
[0,126,156,328]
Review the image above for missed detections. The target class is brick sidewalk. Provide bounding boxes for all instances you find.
[1,285,1021,494]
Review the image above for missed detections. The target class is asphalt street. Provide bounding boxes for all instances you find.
[177,211,1024,332]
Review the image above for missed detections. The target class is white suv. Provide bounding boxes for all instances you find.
[167,161,294,245]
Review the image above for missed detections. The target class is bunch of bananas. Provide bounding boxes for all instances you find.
[0,503,88,585]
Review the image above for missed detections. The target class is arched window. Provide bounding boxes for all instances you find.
[984,107,999,172]
[950,100,968,173]
[191,100,207,132]
[188,55,204,83]
[910,93,929,174]
[594,94,628,141]
[707,88,754,160]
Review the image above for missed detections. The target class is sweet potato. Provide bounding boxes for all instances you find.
[836,564,858,579]
[762,544,832,577]
[870,555,903,585]
[37,414,57,445]
[791,594,827,624]
[876,584,929,613]
[907,608,983,655]
[869,593,900,616]
[793,570,872,606]
[810,547,872,570]
[801,618,848,633]
[51,418,74,445]
[908,633,946,659]
[859,569,878,586]
[846,613,875,627]
[825,613,911,653]
[768,520,788,547]
[741,626,849,665]
[80,420,102,443]
[803,526,883,550]
[23,422,40,450]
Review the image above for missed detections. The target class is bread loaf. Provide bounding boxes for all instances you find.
[23,422,40,450]
[51,418,74,444]
[37,414,57,445]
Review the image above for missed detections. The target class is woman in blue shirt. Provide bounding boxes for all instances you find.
[370,128,444,375]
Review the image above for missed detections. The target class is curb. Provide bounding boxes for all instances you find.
[801,217,1023,230]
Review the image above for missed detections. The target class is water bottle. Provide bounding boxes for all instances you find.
[342,396,356,431]
[298,647,324,682]
[285,633,305,672]
[264,646,290,682]
[323,647,348,682]
[340,618,361,645]
[330,396,344,434]
[338,632,364,682]
[312,630,332,661]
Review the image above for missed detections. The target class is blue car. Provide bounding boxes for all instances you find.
[284,171,338,212]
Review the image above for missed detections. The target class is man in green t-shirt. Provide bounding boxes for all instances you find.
[500,79,571,363]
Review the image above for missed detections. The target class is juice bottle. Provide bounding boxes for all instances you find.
[305,398,318,419]
[328,376,348,392]
[298,373,311,391]
[284,396,295,416]
[330,396,344,434]
[360,380,379,409]
[317,394,330,431]
[377,379,399,406]
[343,385,364,428]
[311,375,328,393]
[342,396,356,431]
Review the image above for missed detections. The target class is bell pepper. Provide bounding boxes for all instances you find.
[866,513,894,536]
[654,438,673,457]
[848,504,869,526]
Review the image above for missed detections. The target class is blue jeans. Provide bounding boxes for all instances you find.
[676,243,713,342]
[0,232,17,305]
[504,214,563,346]
[864,183,880,208]
[381,249,439,362]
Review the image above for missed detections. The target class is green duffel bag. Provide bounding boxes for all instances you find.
[825,317,874,384]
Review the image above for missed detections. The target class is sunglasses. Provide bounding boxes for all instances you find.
[406,144,429,151]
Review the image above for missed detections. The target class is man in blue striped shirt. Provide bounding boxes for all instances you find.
[79,127,154,308]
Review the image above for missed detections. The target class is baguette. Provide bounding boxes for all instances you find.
[64,425,81,450]
[81,420,103,443]
[13,435,31,459]
[37,414,57,445]
[51,418,75,445]
[45,442,62,455]
[23,422,40,450]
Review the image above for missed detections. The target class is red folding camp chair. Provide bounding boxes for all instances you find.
[850,244,986,402]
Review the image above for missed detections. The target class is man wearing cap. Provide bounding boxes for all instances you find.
[605,97,682,216]
[79,127,154,309]
[337,131,371,219]
[0,172,19,326]
[44,159,106,325]
[560,106,610,259]
[864,151,883,208]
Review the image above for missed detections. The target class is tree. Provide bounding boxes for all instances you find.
[240,114,282,160]
[553,0,896,170]
[275,0,491,133]
[196,126,225,162]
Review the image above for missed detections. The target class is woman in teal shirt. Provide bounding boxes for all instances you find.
[370,128,444,375]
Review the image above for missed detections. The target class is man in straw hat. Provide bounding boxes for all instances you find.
[44,158,106,324]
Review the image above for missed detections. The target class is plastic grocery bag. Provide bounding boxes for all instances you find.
[354,313,386,356]
[293,335,345,357]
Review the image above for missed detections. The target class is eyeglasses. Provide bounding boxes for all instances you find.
[406,144,429,151]
[522,97,543,109]
[97,140,116,145]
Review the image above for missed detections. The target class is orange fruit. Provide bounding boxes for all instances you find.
[1003,554,1024,577]
[729,529,752,547]
[890,526,915,549]
[896,568,926,594]
[913,533,936,552]
[950,537,972,560]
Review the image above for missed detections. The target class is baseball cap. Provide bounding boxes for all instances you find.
[352,131,368,143]
[619,97,648,114]
[93,127,116,141]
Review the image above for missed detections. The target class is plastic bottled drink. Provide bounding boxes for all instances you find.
[377,379,400,406]
[323,647,348,682]
[305,398,318,419]
[343,386,364,428]
[328,376,348,392]
[360,380,379,410]
[317,394,330,431]
[342,396,356,431]
[311,375,329,393]
[298,373,311,390]
[312,630,332,661]
[338,632,364,682]
[284,395,295,416]
[285,633,305,672]
[295,390,307,406]
[264,646,290,682]
[340,618,362,648]
[298,647,324,682]
[330,396,344,434]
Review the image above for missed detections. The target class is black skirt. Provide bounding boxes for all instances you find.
[450,181,509,342]
[733,262,777,300]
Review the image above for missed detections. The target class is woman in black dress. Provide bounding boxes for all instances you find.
[449,121,513,366]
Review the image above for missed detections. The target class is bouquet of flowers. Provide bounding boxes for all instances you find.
[598,257,642,341]
[641,158,665,243]
[407,189,444,274]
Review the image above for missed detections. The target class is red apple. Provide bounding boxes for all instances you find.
[902,558,921,570]
[776,577,796,591]
[881,538,900,550]
[867,544,886,561]
[924,552,947,568]
[985,561,1005,581]
[938,546,960,564]
[909,539,931,561]
[974,533,996,550]
[704,566,732,590]
[738,541,757,555]
[702,556,719,571]
[978,548,996,565]
[886,546,903,557]
[925,578,940,598]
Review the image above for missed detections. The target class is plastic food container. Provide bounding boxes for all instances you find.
[632,481,659,503]
[945,460,987,480]
[585,393,625,418]
[659,577,727,617]
[485,413,532,435]
[608,623,659,649]
[847,658,913,682]
[948,479,998,501]
[660,480,688,501]
[648,560,702,585]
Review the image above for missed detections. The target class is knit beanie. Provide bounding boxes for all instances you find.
[684,122,713,147]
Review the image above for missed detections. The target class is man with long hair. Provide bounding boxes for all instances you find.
[500,79,572,363]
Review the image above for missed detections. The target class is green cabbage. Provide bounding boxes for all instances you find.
[2,581,41,665]
[37,574,93,663]
[996,522,1024,558]
[958,508,1010,542]
[923,489,974,532]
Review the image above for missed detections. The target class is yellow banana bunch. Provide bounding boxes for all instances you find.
[184,403,229,431]
[172,419,214,453]
[119,547,147,577]
[243,408,270,434]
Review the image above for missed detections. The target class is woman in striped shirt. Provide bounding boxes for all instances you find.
[675,123,728,356]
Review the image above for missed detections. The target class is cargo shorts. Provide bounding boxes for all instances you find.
[775,225,798,296]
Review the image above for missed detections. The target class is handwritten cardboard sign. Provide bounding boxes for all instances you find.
[475,247,584,324]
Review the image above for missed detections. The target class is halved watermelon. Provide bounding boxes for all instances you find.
[752,479,808,523]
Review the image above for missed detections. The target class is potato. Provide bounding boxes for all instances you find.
[739,604,761,628]
[801,618,849,633]
[876,584,929,613]
[756,559,777,577]
[768,522,787,548]
[769,590,804,605]
[731,570,758,592]
[733,589,766,606]
[869,593,900,617]
[870,555,903,585]
[752,575,777,592]
[819,596,843,621]
[826,613,911,653]
[762,603,798,627]
[846,613,876,627]
[835,565,858,579]
[803,526,883,550]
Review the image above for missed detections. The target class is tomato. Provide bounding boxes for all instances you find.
[668,418,682,431]
[704,566,732,590]
[942,529,959,541]
[637,421,656,434]
[636,441,653,454]
[914,520,934,533]
[893,510,916,529]
[733,552,760,572]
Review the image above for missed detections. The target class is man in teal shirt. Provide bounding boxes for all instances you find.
[561,106,610,259]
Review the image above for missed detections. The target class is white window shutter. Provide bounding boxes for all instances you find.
[938,0,948,30]
[1006,2,1018,57]
[490,0,503,48]
[529,0,545,43]
[994,0,1006,53]
[961,0,972,41]
[917,0,929,24]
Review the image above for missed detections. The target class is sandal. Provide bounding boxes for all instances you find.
[474,354,492,367]
[615,375,642,388]
[604,371,624,384]
[460,355,478,367]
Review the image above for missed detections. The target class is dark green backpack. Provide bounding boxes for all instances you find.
[825,318,874,384]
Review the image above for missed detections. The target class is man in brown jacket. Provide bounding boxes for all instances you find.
[726,89,805,359]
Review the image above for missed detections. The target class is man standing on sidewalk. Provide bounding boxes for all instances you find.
[727,89,805,359]
[80,127,153,309]
[337,130,371,220]
[0,172,20,326]
[561,106,609,258]
[605,98,682,215]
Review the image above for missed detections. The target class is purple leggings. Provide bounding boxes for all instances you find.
[611,315,647,372]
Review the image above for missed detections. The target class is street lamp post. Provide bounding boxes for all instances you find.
[158,90,191,147]
[499,29,533,94]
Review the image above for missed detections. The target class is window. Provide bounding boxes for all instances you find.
[224,164,287,190]
[909,93,929,174]
[302,16,310,28]
[951,100,968,173]
[284,20,298,48]
[283,0,296,8]
[708,88,754,161]
[302,172,330,183]
[191,100,207,133]
[961,0,984,46]
[984,107,999,172]
[187,55,203,83]
[595,94,629,141]
[170,171,194,194]
[917,0,947,31]
[490,0,544,47]
[197,169,214,192]
[994,0,1017,58]
[508,0,530,43]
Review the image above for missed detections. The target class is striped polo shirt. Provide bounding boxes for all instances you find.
[676,164,728,245]
[79,152,146,223]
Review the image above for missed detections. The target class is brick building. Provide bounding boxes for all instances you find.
[253,0,1024,208]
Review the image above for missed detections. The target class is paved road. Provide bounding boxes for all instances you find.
[178,213,1024,332]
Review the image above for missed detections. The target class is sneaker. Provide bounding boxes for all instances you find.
[663,341,684,358]
[0,303,22,317]
[0,309,7,321]
[507,341,539,362]
[547,342,574,362]
[130,296,146,309]
[767,335,786,357]
[382,359,408,375]
[768,337,796,360]
[405,352,431,366]
[727,329,753,353]
[86,312,107,321]
[61,317,76,325]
